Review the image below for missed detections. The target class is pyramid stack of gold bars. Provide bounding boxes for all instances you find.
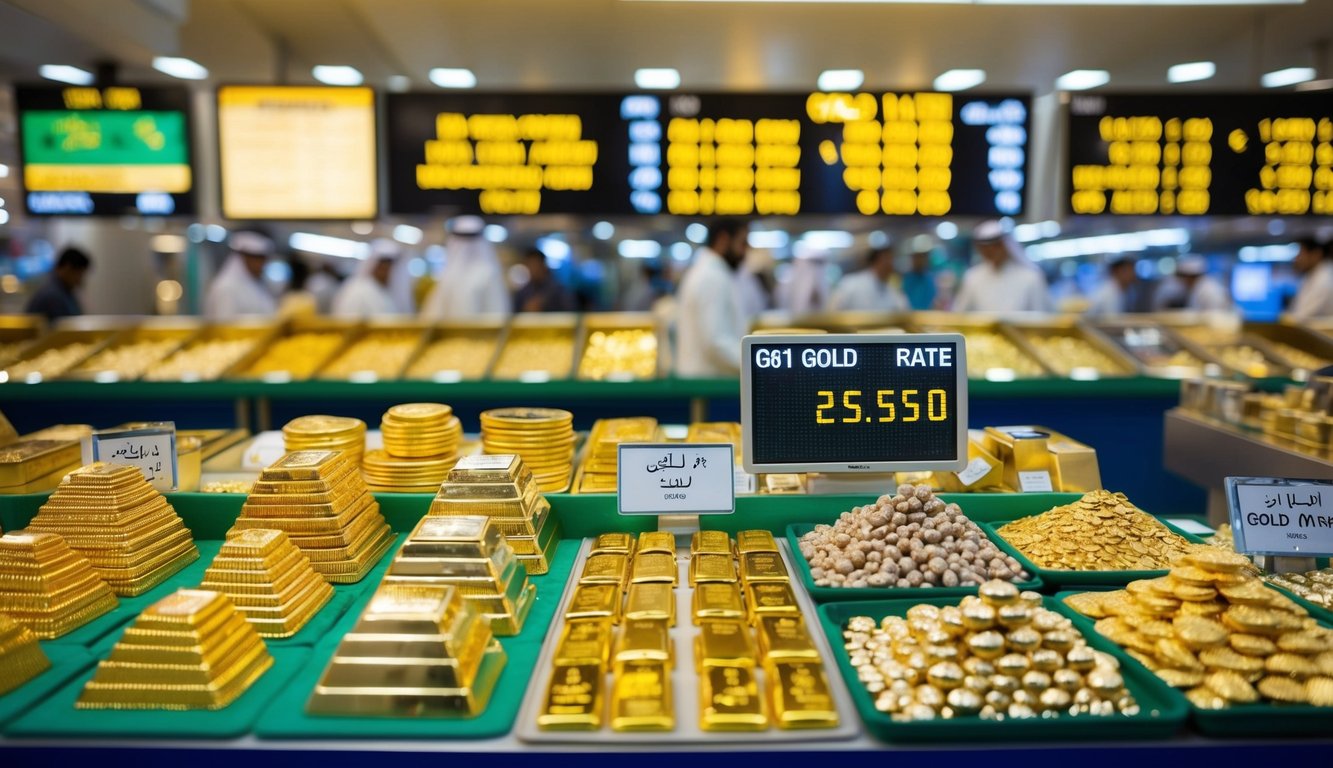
[26,463,198,596]
[234,450,394,584]
[0,612,50,695]
[385,515,535,636]
[200,528,334,638]
[362,403,464,493]
[306,582,507,717]
[428,454,560,575]
[480,408,575,492]
[576,418,658,494]
[282,415,367,467]
[0,531,118,638]
[78,589,274,710]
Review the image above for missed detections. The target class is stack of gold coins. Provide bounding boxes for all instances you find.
[480,408,575,492]
[200,529,333,638]
[429,454,560,575]
[77,589,273,710]
[282,415,367,467]
[306,582,507,717]
[235,450,394,584]
[27,464,199,596]
[0,531,118,639]
[362,403,463,493]
[0,612,50,695]
[996,491,1195,571]
[577,418,657,494]
[384,515,535,635]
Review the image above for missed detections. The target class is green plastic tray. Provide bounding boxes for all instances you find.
[1055,590,1333,737]
[1263,583,1333,627]
[0,644,95,732]
[252,536,575,740]
[787,522,1044,603]
[815,596,1188,743]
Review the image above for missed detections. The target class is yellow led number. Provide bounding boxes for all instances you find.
[818,389,948,424]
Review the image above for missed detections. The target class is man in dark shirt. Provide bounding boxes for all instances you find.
[25,247,90,321]
[513,246,574,312]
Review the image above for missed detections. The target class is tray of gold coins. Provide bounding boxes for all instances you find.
[316,323,427,381]
[228,319,357,381]
[1245,323,1333,380]
[0,314,46,369]
[515,530,859,744]
[61,319,203,382]
[1004,318,1141,379]
[1092,320,1210,378]
[912,314,1049,380]
[1264,566,1333,626]
[1061,548,1333,736]
[491,313,578,381]
[1,323,126,384]
[143,320,276,381]
[1169,324,1293,380]
[403,321,503,381]
[575,313,660,381]
[573,417,660,494]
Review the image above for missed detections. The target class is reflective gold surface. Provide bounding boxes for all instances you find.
[0,612,51,695]
[0,531,118,639]
[200,529,333,638]
[997,490,1194,570]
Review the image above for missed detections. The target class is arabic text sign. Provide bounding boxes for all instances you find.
[618,443,735,515]
[92,422,178,492]
[1226,477,1333,557]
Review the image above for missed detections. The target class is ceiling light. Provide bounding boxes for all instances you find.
[1262,67,1315,88]
[592,221,615,240]
[429,68,477,88]
[747,230,789,250]
[483,224,508,243]
[1056,69,1110,91]
[671,243,692,261]
[536,236,571,263]
[635,68,680,90]
[934,69,986,92]
[350,221,374,235]
[685,223,708,244]
[1167,61,1215,83]
[312,65,363,86]
[618,240,662,259]
[799,230,854,249]
[152,56,208,80]
[935,222,959,240]
[289,232,370,259]
[393,224,423,245]
[817,69,864,92]
[40,65,94,85]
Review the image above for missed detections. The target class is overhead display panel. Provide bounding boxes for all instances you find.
[217,86,378,220]
[385,91,1030,217]
[16,85,195,216]
[1067,92,1333,216]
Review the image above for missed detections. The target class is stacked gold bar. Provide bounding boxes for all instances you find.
[282,416,367,467]
[577,418,657,494]
[77,589,274,710]
[480,408,575,492]
[0,438,83,495]
[362,403,463,493]
[235,451,395,584]
[384,515,535,636]
[27,464,198,596]
[428,454,560,575]
[200,529,334,638]
[306,582,506,717]
[0,531,118,639]
[0,612,51,695]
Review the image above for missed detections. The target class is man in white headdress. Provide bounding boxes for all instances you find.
[420,216,510,320]
[204,230,277,320]
[828,245,909,313]
[1173,254,1232,313]
[331,239,403,318]
[952,220,1053,313]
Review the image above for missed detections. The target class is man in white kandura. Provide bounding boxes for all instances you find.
[1288,237,1333,321]
[952,220,1053,313]
[1172,255,1232,313]
[420,216,510,320]
[204,231,277,320]
[331,239,404,318]
[1085,256,1138,317]
[676,219,749,378]
[828,245,910,313]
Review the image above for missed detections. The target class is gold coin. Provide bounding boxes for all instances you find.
[1316,651,1333,676]
[1139,620,1175,641]
[1126,649,1160,671]
[1229,633,1277,657]
[283,415,365,436]
[1173,583,1218,602]
[480,407,574,426]
[1170,566,1216,587]
[1266,653,1319,679]
[1173,616,1228,649]
[386,403,452,421]
[1063,592,1108,618]
[1199,647,1266,675]
[1156,668,1205,688]
[1179,600,1225,617]
[1156,638,1204,671]
[1305,676,1333,706]
[1205,670,1259,703]
[1183,548,1253,574]
[1221,605,1282,635]
[1257,675,1309,703]
[1185,686,1228,710]
[1276,631,1330,655]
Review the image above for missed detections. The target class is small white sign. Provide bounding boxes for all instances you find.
[1017,470,1054,493]
[93,422,178,492]
[1227,477,1333,557]
[618,443,735,516]
[734,469,756,495]
[956,457,993,487]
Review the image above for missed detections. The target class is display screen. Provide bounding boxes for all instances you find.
[16,85,195,216]
[741,334,968,473]
[385,91,1029,216]
[217,86,378,220]
[1067,92,1333,216]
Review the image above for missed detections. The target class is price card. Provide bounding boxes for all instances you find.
[1018,471,1054,493]
[92,422,178,492]
[618,443,735,515]
[956,457,994,487]
[1226,477,1333,557]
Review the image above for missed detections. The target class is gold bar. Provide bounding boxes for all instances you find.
[739,552,789,584]
[694,619,757,670]
[745,582,801,621]
[565,583,621,622]
[757,616,819,662]
[258,450,347,481]
[538,663,603,730]
[690,530,732,556]
[689,553,737,586]
[692,582,745,624]
[610,659,673,731]
[699,665,766,731]
[735,530,778,555]
[637,531,676,556]
[580,553,628,586]
[591,532,635,556]
[625,582,675,626]
[630,553,677,585]
[766,661,838,729]
[554,618,613,667]
[614,618,672,666]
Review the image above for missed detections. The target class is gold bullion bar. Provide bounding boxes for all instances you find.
[767,661,838,729]
[637,531,676,556]
[591,532,635,556]
[693,583,745,624]
[740,552,789,584]
[746,583,802,621]
[757,616,819,662]
[700,665,766,731]
[258,450,348,481]
[580,553,628,586]
[625,582,675,626]
[689,553,737,586]
[614,618,672,666]
[694,619,758,671]
[610,659,673,731]
[538,663,603,730]
[631,553,677,585]
[735,530,779,555]
[554,618,613,667]
[565,583,621,621]
[690,530,733,556]
[447,454,524,483]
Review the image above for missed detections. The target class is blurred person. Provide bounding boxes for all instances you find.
[901,249,937,310]
[828,245,909,313]
[304,255,342,315]
[780,245,830,315]
[952,221,1053,313]
[204,231,277,320]
[1289,237,1333,320]
[736,249,775,324]
[513,245,575,312]
[277,254,318,317]
[1085,256,1138,317]
[331,239,403,318]
[25,246,90,321]
[676,218,748,377]
[420,216,510,320]
[1171,254,1232,312]
[621,261,668,312]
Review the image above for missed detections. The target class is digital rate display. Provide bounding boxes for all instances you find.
[16,85,195,216]
[741,334,968,474]
[1067,92,1333,216]
[385,92,1030,217]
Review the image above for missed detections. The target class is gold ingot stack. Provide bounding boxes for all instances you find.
[384,515,535,636]
[306,582,506,717]
[577,418,658,494]
[26,463,199,596]
[235,451,395,584]
[362,403,464,493]
[480,408,575,493]
[282,415,367,467]
[429,454,560,575]
[0,612,51,695]
[77,589,274,710]
[0,531,119,639]
[0,438,83,495]
[200,529,334,638]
